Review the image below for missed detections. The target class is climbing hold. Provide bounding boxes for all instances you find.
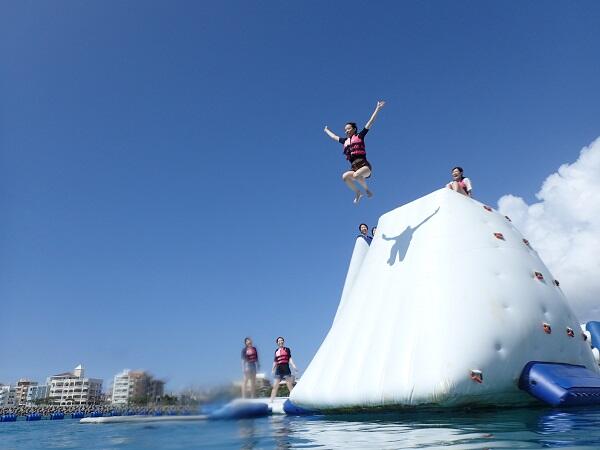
[523,238,531,247]
[505,215,512,222]
[554,280,560,287]
[483,205,492,212]
[493,232,505,240]
[566,327,575,338]
[534,272,544,281]
[543,323,552,334]
[470,369,483,383]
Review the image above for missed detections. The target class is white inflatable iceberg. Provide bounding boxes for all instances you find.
[291,189,598,410]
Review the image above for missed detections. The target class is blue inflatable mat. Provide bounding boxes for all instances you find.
[283,399,319,416]
[209,401,270,420]
[519,361,600,407]
[586,321,600,349]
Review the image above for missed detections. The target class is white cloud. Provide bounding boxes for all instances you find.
[497,137,600,322]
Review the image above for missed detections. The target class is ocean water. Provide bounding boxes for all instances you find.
[2,406,600,449]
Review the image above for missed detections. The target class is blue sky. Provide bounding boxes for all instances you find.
[2,1,600,390]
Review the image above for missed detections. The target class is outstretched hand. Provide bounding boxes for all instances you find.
[376,100,386,110]
[324,125,329,132]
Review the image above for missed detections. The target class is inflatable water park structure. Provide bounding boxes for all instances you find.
[291,188,600,411]
[70,189,600,423]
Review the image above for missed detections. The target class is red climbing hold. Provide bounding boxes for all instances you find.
[494,232,505,240]
[566,327,575,338]
[535,272,544,280]
[543,323,552,334]
[470,370,483,383]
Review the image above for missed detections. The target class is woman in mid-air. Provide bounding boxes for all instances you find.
[324,101,385,204]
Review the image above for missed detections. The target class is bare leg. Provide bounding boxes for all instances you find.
[353,167,373,197]
[270,377,281,401]
[241,374,247,398]
[249,374,256,398]
[285,376,295,396]
[449,181,467,195]
[342,171,362,204]
[342,171,359,192]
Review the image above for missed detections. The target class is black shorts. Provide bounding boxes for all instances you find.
[275,364,292,379]
[244,362,257,375]
[350,158,372,177]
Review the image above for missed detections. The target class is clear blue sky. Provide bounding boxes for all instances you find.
[2,1,600,390]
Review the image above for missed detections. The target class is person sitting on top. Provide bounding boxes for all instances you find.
[358,223,373,245]
[323,101,385,204]
[447,166,472,197]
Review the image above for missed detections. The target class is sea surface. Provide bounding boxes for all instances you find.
[3,406,600,449]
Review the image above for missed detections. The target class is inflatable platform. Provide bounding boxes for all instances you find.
[291,189,599,410]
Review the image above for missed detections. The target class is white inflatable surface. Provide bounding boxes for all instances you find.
[291,189,598,410]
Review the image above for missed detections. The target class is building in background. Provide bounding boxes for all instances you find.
[0,385,17,407]
[111,370,165,405]
[26,384,50,406]
[47,364,103,405]
[15,379,37,406]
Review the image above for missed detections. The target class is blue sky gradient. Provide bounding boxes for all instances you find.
[2,1,600,389]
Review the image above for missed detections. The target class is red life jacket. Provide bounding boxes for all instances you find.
[245,346,258,363]
[343,134,366,161]
[275,347,290,365]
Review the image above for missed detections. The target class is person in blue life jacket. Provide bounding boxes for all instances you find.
[324,101,386,204]
[358,223,373,245]
[270,336,298,401]
[241,337,259,398]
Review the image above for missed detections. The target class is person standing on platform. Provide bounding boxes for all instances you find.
[270,336,298,401]
[241,337,259,398]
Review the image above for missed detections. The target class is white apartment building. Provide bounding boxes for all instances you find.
[111,370,165,405]
[47,364,103,405]
[26,384,50,405]
[0,385,17,407]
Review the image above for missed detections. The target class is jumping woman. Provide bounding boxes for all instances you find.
[324,101,385,204]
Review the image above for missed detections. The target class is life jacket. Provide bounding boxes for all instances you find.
[275,347,290,365]
[457,178,470,193]
[343,134,366,161]
[245,346,258,363]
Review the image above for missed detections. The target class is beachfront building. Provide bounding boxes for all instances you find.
[47,364,103,405]
[26,384,50,405]
[15,379,37,406]
[111,370,165,405]
[0,385,17,407]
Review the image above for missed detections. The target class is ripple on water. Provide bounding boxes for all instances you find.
[2,407,600,449]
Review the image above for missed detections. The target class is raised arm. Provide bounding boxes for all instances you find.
[324,125,341,142]
[364,100,385,129]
